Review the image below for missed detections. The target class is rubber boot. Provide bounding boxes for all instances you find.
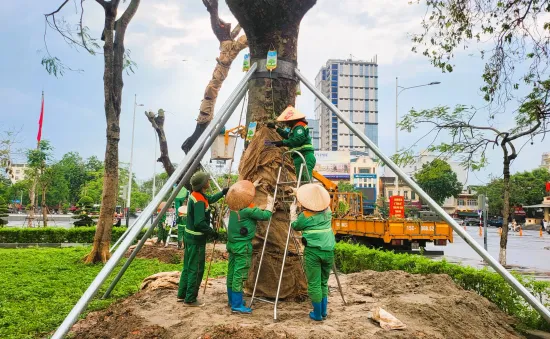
[321,297,328,319]
[309,302,323,321]
[231,291,252,314]
[227,287,233,307]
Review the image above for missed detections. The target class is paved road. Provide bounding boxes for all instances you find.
[427,226,550,281]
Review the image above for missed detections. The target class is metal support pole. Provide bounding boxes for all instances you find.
[395,77,399,195]
[483,196,488,251]
[296,68,550,324]
[51,63,257,339]
[103,85,248,298]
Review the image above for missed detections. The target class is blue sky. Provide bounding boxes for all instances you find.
[0,0,546,185]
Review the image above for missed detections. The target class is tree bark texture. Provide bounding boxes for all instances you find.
[41,186,48,228]
[499,157,511,265]
[28,178,37,227]
[85,0,140,264]
[227,0,316,299]
[181,0,248,154]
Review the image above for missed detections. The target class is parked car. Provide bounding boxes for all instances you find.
[452,218,464,226]
[488,218,503,227]
[464,218,480,226]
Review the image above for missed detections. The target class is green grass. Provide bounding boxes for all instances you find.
[0,247,228,339]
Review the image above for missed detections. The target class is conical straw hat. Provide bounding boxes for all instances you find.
[297,184,331,212]
[226,180,256,211]
[157,201,167,211]
[178,206,187,216]
[276,105,306,122]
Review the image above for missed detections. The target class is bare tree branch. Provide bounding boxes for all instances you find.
[145,110,175,176]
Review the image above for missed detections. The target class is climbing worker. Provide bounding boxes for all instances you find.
[156,202,168,245]
[290,183,335,321]
[225,179,275,314]
[176,204,187,250]
[177,171,228,306]
[266,105,316,183]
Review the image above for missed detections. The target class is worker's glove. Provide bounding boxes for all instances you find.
[265,194,275,212]
[266,122,276,129]
[253,178,262,187]
[290,202,298,223]
[222,187,229,195]
[289,187,298,197]
[272,140,284,147]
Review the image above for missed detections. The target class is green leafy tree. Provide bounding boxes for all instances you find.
[26,140,54,227]
[0,197,8,226]
[413,159,463,205]
[338,181,358,192]
[56,152,87,205]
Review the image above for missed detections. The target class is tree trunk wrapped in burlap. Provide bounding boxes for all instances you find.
[239,128,307,299]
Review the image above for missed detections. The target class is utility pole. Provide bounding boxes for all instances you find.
[126,94,144,227]
[395,78,441,196]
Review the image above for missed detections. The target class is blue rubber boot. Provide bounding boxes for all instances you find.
[321,297,328,319]
[227,288,233,307]
[231,291,252,314]
[309,302,323,321]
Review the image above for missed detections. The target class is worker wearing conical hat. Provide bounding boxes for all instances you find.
[266,105,316,183]
[156,201,168,246]
[290,183,335,321]
[176,205,187,250]
[177,171,229,307]
[225,179,275,314]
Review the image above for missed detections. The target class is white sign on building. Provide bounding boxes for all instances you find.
[314,151,350,179]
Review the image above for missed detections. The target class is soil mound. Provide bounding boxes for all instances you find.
[70,270,523,339]
[125,242,228,264]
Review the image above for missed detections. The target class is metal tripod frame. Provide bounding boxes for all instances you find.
[51,63,257,339]
[295,68,550,324]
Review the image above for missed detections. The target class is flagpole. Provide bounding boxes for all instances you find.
[28,91,44,227]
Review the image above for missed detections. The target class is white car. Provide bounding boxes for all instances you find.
[452,218,464,226]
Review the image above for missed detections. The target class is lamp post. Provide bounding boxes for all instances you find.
[126,94,144,226]
[394,77,441,195]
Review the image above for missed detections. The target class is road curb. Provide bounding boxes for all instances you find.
[0,243,89,248]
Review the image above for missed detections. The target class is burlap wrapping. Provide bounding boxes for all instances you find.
[141,271,180,291]
[239,128,308,298]
[197,36,248,124]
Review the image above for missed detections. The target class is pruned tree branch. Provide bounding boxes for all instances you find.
[145,109,175,176]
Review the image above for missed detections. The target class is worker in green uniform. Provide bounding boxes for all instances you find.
[156,201,168,245]
[266,105,316,183]
[290,183,335,321]
[177,172,228,306]
[176,205,187,249]
[225,179,275,314]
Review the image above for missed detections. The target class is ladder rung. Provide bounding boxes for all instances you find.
[277,181,299,185]
[254,297,275,304]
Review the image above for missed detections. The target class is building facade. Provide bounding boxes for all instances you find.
[306,119,320,151]
[5,163,29,184]
[314,57,379,154]
[542,152,550,171]
[350,156,379,212]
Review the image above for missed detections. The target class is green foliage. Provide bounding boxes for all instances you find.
[0,246,228,338]
[477,168,550,215]
[334,242,550,331]
[413,159,463,205]
[0,197,8,226]
[0,227,145,244]
[375,197,389,218]
[337,181,357,192]
[78,196,94,208]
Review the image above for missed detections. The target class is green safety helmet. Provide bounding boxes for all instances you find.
[191,171,210,191]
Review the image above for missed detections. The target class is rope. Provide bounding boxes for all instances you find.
[203,92,248,295]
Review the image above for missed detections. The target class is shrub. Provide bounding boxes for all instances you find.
[0,227,147,244]
[334,242,550,331]
[78,196,94,208]
[0,197,8,226]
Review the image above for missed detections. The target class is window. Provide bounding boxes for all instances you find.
[359,168,370,174]
[404,191,409,200]
[458,199,465,206]
[388,190,393,197]
[468,199,477,206]
[15,170,20,174]
[411,191,416,200]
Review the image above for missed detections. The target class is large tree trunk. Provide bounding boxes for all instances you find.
[499,157,511,265]
[85,0,140,264]
[227,0,316,299]
[28,178,37,227]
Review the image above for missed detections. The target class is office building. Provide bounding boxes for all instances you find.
[314,57,379,154]
[306,119,320,151]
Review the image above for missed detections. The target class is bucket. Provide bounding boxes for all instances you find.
[211,134,237,160]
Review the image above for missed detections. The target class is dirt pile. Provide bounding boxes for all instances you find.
[125,242,228,264]
[70,270,523,339]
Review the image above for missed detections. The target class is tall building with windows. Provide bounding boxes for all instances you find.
[314,57,379,154]
[306,119,320,151]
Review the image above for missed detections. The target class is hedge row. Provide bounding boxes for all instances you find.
[334,242,550,331]
[0,227,147,244]
[0,226,227,244]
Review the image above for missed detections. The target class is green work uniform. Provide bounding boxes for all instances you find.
[277,122,316,183]
[291,209,335,303]
[226,206,272,292]
[177,191,224,302]
[156,213,168,244]
[176,215,186,247]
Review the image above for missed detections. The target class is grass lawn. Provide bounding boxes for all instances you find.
[0,247,228,339]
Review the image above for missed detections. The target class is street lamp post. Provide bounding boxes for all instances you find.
[126,94,144,227]
[394,77,441,195]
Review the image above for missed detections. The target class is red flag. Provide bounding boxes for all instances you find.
[37,93,44,142]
